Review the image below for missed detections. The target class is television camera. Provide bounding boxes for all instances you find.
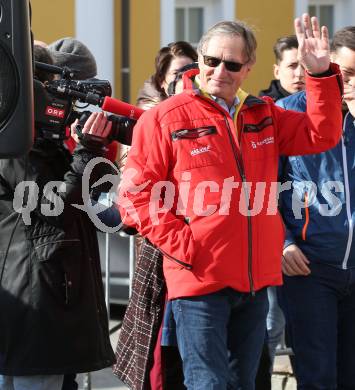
[34,61,137,146]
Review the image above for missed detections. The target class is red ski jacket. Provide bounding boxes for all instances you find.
[119,66,342,299]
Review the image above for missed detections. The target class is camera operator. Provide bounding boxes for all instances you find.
[33,45,55,83]
[0,77,116,390]
[47,37,118,163]
[48,37,97,81]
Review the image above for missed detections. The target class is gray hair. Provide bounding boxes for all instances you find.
[197,20,257,64]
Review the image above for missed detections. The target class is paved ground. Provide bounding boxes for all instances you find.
[77,355,295,390]
[78,367,128,390]
[77,352,295,390]
[272,354,296,390]
[77,305,296,389]
[78,306,128,390]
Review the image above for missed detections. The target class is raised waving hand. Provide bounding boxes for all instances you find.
[295,13,330,75]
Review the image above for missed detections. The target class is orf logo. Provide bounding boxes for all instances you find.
[45,106,65,119]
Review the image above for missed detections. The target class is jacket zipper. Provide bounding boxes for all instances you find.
[198,97,255,295]
[301,191,310,241]
[236,111,255,296]
[341,112,353,270]
[64,272,69,304]
[160,248,193,270]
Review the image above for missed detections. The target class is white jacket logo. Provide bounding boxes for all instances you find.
[251,136,274,149]
[191,145,211,156]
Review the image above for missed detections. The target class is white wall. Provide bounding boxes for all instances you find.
[334,0,355,30]
[160,0,235,47]
[294,0,308,18]
[75,0,115,93]
[295,0,355,31]
[161,0,176,46]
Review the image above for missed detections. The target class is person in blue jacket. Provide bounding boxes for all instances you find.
[277,26,355,389]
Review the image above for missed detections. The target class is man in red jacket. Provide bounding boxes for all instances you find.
[118,14,342,389]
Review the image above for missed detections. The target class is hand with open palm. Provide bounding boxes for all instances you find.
[295,13,330,75]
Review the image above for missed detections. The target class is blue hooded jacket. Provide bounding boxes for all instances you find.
[277,91,355,269]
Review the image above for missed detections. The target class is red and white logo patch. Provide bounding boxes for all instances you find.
[45,106,65,119]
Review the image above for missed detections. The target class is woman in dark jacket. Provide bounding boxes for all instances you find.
[0,112,115,389]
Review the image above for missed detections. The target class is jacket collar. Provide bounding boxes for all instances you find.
[243,95,267,107]
[259,79,291,102]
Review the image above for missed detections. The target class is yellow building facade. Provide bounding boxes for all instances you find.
[31,0,351,101]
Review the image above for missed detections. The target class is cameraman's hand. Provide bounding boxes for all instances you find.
[71,112,112,145]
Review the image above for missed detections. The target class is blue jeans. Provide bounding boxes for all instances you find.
[280,262,355,390]
[171,287,268,390]
[161,300,178,346]
[0,375,63,390]
[266,286,285,365]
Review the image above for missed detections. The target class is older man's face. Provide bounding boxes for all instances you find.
[198,34,252,106]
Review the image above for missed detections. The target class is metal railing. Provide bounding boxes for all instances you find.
[83,230,136,390]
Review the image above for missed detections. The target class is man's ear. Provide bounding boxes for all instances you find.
[273,64,280,79]
[245,62,254,74]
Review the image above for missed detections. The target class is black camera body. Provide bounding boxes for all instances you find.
[34,62,135,145]
[34,79,73,141]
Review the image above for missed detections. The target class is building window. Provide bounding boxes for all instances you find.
[308,4,334,37]
[175,7,204,45]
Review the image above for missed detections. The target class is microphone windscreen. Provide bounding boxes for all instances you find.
[102,96,144,120]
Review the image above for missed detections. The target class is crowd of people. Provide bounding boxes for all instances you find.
[0,10,355,390]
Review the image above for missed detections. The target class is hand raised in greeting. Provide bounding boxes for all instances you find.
[295,13,330,75]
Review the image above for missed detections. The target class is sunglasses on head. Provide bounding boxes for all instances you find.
[203,55,246,72]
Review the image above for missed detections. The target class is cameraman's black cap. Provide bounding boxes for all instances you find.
[48,37,97,80]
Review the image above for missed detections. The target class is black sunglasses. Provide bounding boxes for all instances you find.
[203,55,246,72]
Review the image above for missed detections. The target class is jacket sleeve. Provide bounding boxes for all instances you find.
[277,155,298,250]
[118,108,198,267]
[273,63,343,156]
[0,144,115,229]
[48,145,118,228]
[284,227,296,249]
